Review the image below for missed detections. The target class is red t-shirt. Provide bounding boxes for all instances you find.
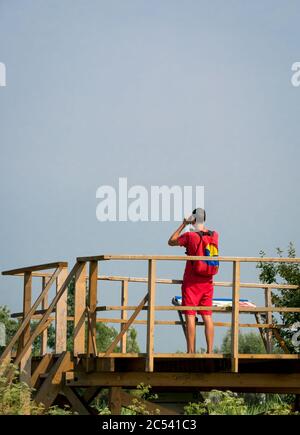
[177,230,217,315]
[177,231,214,286]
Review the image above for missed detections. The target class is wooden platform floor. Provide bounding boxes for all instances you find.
[29,354,300,395]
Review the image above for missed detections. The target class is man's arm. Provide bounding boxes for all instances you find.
[168,219,189,246]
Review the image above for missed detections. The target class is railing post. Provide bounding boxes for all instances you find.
[19,271,32,385]
[120,280,128,353]
[41,276,49,356]
[231,261,240,373]
[74,263,87,356]
[88,261,98,355]
[55,267,68,353]
[265,287,273,353]
[146,259,156,372]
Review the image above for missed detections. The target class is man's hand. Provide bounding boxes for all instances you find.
[168,220,188,246]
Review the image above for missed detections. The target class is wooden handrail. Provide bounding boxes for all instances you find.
[94,305,300,313]
[96,276,298,289]
[77,254,300,263]
[2,262,68,275]
[8,313,286,328]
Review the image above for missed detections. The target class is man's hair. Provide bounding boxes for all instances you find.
[192,208,206,223]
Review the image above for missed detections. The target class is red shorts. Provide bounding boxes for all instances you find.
[181,282,213,316]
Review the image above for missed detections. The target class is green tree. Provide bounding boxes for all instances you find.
[256,243,300,353]
[0,306,18,352]
[221,330,265,354]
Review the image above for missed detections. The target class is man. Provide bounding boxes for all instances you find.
[168,208,218,354]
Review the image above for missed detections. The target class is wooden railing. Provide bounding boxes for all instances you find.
[1,255,300,382]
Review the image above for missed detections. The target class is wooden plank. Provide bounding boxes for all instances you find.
[62,386,91,415]
[71,351,300,360]
[95,318,285,329]
[13,304,300,314]
[265,288,273,353]
[82,387,101,404]
[239,307,300,313]
[86,307,97,356]
[154,353,229,358]
[9,313,286,329]
[34,351,73,409]
[231,261,240,373]
[96,318,285,328]
[87,261,98,355]
[146,259,156,372]
[96,357,115,371]
[11,309,55,318]
[120,390,178,415]
[272,328,290,354]
[0,267,61,366]
[103,293,149,357]
[13,262,81,368]
[19,271,32,386]
[255,313,268,352]
[13,271,297,290]
[65,371,300,391]
[2,262,68,275]
[109,387,122,415]
[31,354,53,388]
[238,354,298,359]
[55,267,68,353]
[96,305,232,312]
[41,277,49,355]
[97,275,297,290]
[118,306,289,314]
[77,255,300,263]
[97,352,146,358]
[120,280,128,353]
[74,262,87,356]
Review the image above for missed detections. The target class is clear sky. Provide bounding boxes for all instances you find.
[0,1,299,351]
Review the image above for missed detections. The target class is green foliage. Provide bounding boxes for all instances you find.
[184,390,247,415]
[98,406,111,415]
[0,306,19,353]
[263,402,296,415]
[96,323,118,352]
[0,364,72,415]
[126,383,160,415]
[257,244,300,353]
[47,405,73,415]
[126,328,140,353]
[184,390,298,415]
[221,330,265,354]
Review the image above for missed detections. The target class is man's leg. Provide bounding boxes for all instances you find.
[202,314,214,353]
[185,314,196,353]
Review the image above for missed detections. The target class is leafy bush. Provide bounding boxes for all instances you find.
[184,390,247,415]
[257,244,300,353]
[0,364,73,415]
[184,390,299,415]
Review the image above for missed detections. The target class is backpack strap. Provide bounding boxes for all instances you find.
[195,230,214,255]
[185,230,215,258]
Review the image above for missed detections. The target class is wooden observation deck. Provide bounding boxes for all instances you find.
[0,255,299,414]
